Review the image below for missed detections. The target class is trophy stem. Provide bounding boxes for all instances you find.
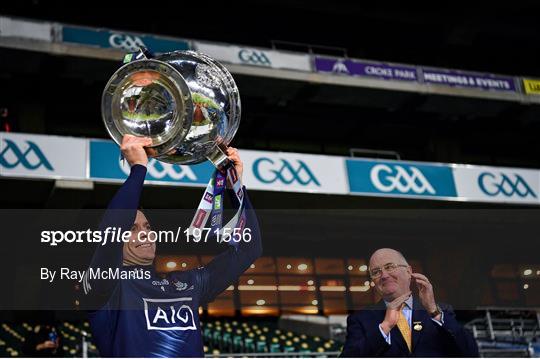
[206,144,230,170]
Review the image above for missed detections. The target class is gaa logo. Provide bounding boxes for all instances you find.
[253,158,320,186]
[109,33,146,52]
[120,158,197,182]
[143,297,197,331]
[0,139,53,171]
[370,164,435,195]
[238,49,271,66]
[478,172,537,198]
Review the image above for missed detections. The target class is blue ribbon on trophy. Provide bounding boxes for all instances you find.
[102,47,244,241]
[188,163,246,242]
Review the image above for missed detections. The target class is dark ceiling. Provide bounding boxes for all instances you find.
[2,1,540,76]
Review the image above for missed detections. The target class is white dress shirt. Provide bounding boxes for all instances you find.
[378,296,444,344]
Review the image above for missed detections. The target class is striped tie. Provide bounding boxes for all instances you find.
[396,303,412,352]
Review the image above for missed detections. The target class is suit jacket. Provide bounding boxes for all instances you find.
[340,297,479,357]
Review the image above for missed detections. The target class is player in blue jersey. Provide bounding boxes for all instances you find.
[83,135,262,357]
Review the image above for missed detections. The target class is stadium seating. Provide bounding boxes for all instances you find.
[2,310,538,357]
[0,321,98,357]
[0,318,342,357]
[199,318,342,355]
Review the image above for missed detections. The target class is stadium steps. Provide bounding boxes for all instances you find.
[466,308,539,357]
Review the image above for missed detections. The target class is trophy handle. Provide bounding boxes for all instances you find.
[206,143,230,170]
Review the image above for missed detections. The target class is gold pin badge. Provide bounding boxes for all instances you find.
[413,322,423,331]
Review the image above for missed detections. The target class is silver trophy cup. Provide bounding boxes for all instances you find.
[101,49,241,168]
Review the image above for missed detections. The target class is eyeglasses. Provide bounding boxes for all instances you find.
[369,263,408,279]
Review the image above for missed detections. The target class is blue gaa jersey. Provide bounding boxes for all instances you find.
[83,165,262,357]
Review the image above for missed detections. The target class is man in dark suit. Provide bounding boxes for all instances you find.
[341,248,479,357]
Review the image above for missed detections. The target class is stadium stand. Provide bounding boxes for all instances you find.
[0,319,343,357]
[466,308,540,357]
[0,314,540,357]
[3,312,538,357]
[0,321,98,358]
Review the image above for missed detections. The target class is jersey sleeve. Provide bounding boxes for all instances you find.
[82,164,146,309]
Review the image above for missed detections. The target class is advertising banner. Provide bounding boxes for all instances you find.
[61,26,190,53]
[453,165,539,204]
[2,133,539,205]
[89,140,213,186]
[0,16,53,42]
[523,78,540,95]
[314,57,418,82]
[240,150,348,194]
[195,42,311,71]
[422,68,516,92]
[0,132,87,180]
[346,159,457,199]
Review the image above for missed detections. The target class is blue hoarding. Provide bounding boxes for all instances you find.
[62,26,190,53]
[89,140,213,185]
[346,159,457,198]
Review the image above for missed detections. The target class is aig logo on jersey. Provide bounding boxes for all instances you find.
[143,297,197,331]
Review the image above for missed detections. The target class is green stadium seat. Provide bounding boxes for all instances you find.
[244,332,256,352]
[221,329,233,352]
[283,340,295,352]
[299,342,311,353]
[256,335,268,352]
[233,331,244,352]
[212,330,222,349]
[269,341,281,353]
[203,326,212,342]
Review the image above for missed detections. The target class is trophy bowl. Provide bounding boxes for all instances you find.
[101,50,241,166]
